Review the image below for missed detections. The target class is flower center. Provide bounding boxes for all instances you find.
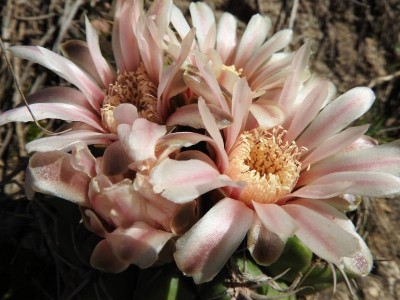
[101,63,160,133]
[225,127,304,205]
[221,64,242,76]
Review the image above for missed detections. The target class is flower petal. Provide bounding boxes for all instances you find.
[253,202,297,240]
[170,4,191,39]
[0,103,104,132]
[113,103,139,126]
[28,151,90,205]
[189,2,216,52]
[114,0,140,71]
[249,100,285,129]
[25,131,116,153]
[283,204,360,265]
[174,198,254,283]
[102,141,131,176]
[106,222,174,268]
[157,28,195,120]
[301,124,369,168]
[299,140,400,184]
[290,199,372,275]
[118,118,166,170]
[225,78,253,152]
[198,98,229,171]
[285,79,330,142]
[296,87,375,151]
[10,46,104,110]
[60,40,105,87]
[234,14,271,69]
[216,13,237,63]
[278,43,312,110]
[90,239,129,273]
[166,103,233,129]
[150,157,237,204]
[244,29,293,78]
[26,86,94,111]
[302,171,400,198]
[85,16,114,86]
[247,218,285,266]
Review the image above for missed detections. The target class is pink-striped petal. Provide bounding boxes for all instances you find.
[226,78,253,152]
[174,198,254,283]
[189,2,216,52]
[253,202,297,240]
[136,17,163,84]
[244,29,293,78]
[198,98,229,171]
[0,102,104,132]
[115,0,140,71]
[301,124,370,168]
[299,140,400,184]
[296,87,375,151]
[150,157,237,204]
[156,132,223,167]
[106,222,174,268]
[10,46,104,111]
[216,13,237,63]
[283,204,360,265]
[278,43,312,109]
[25,131,116,153]
[290,180,353,199]
[251,53,293,90]
[60,40,105,87]
[234,14,271,69]
[301,171,400,197]
[85,16,114,86]
[290,199,372,275]
[285,80,330,141]
[194,53,229,111]
[158,29,195,120]
[26,86,94,111]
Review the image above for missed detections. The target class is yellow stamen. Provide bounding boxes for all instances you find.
[226,127,305,205]
[101,63,160,133]
[221,64,242,76]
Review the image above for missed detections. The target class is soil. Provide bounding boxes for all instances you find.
[0,0,399,299]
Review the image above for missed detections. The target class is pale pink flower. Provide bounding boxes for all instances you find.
[0,0,194,152]
[167,2,296,99]
[26,111,237,272]
[151,52,400,283]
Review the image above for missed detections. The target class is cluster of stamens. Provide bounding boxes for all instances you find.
[225,127,305,205]
[101,63,160,133]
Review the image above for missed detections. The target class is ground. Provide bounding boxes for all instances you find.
[0,0,399,299]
